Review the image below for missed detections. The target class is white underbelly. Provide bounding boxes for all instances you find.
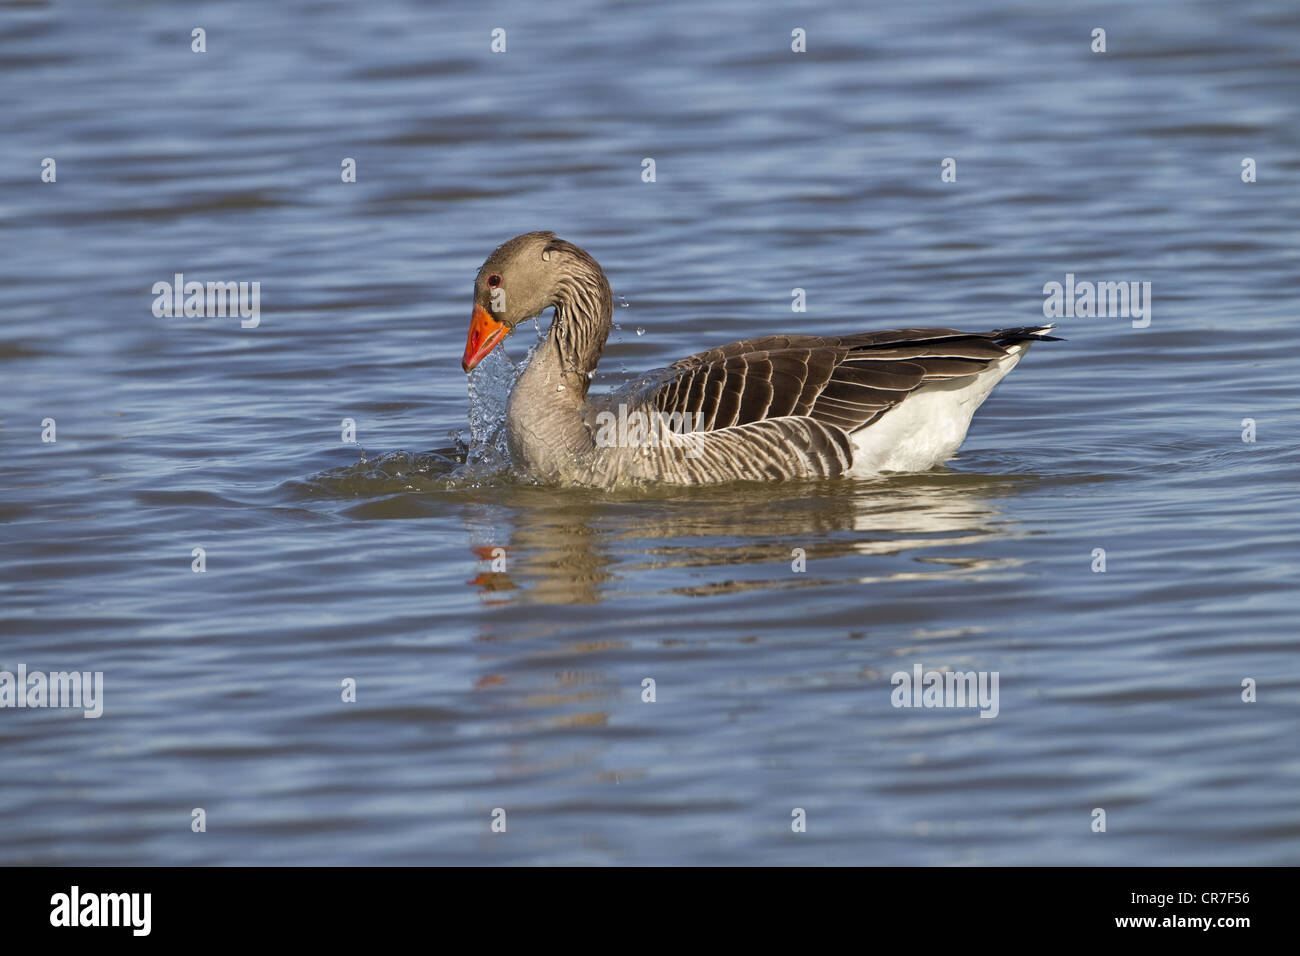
[848,349,1025,474]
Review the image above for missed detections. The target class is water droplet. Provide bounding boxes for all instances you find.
[635,327,645,336]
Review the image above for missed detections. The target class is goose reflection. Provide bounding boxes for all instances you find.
[462,470,1031,606]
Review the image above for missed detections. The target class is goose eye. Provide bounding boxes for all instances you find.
[487,274,501,288]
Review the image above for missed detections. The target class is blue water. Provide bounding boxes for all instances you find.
[1,0,1297,864]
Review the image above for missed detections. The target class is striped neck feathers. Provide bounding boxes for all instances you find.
[549,250,613,394]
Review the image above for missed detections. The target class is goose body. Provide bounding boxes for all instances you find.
[460,232,1056,487]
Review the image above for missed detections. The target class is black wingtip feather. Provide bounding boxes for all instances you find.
[992,325,1065,344]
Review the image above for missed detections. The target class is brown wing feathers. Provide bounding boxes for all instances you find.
[655,327,1055,437]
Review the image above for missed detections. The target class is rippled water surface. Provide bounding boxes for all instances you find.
[2,0,1298,865]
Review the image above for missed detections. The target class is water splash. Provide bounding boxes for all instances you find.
[294,448,462,498]
[458,317,547,481]
[297,318,548,496]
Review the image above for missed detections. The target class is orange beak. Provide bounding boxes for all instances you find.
[461,304,507,373]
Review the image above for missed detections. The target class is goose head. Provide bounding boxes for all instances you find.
[462,230,573,372]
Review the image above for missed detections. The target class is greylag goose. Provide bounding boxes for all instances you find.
[461,232,1057,487]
